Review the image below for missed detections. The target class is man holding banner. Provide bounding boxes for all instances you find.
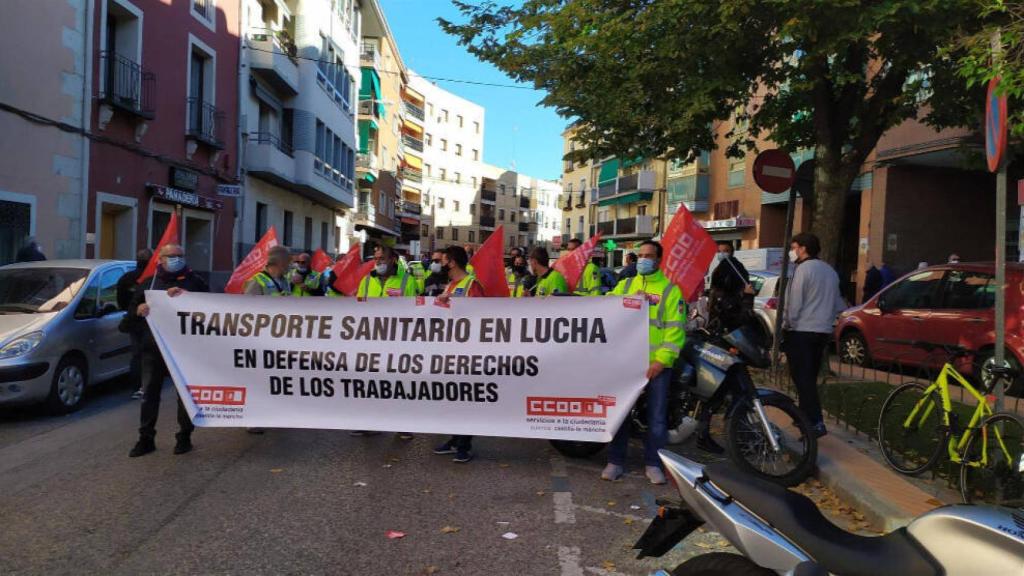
[244,246,294,297]
[602,240,686,485]
[356,244,420,299]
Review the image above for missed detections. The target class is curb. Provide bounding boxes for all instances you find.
[814,430,943,533]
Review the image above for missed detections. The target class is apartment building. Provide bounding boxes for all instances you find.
[531,177,565,250]
[410,71,485,253]
[239,0,359,264]
[87,0,241,286]
[0,0,90,264]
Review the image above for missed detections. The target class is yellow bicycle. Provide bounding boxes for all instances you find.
[877,342,1024,506]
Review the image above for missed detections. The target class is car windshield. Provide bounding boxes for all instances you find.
[0,267,90,313]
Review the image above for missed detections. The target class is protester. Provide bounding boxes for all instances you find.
[117,249,152,400]
[423,249,448,297]
[289,252,322,296]
[863,262,883,301]
[948,253,961,264]
[244,246,293,296]
[708,242,754,331]
[506,247,524,293]
[526,247,568,297]
[508,253,534,297]
[566,238,602,296]
[433,246,483,463]
[618,252,638,282]
[15,236,46,262]
[357,244,419,298]
[783,233,846,438]
[879,261,895,288]
[602,240,685,485]
[128,244,208,457]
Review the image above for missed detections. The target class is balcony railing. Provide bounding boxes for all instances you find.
[616,217,637,236]
[598,170,657,202]
[99,51,155,119]
[575,192,586,208]
[479,215,496,228]
[186,97,224,148]
[617,172,639,192]
[401,133,424,152]
[399,200,422,215]
[357,152,378,170]
[481,189,496,203]
[481,179,498,193]
[249,132,292,156]
[249,27,297,59]
[402,101,425,122]
[563,196,573,210]
[519,195,530,208]
[594,215,654,237]
[360,42,380,69]
[403,169,423,184]
[597,221,615,235]
[598,182,617,198]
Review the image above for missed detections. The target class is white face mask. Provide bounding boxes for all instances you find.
[429,262,443,274]
[375,263,390,276]
[788,249,798,263]
[715,252,727,264]
[164,256,186,273]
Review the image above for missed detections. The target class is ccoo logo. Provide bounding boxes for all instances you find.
[527,395,616,418]
[188,385,247,406]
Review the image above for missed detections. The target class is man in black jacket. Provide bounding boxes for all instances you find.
[116,249,152,399]
[422,249,449,297]
[128,244,208,458]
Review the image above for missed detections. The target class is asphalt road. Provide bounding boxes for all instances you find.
[0,378,733,576]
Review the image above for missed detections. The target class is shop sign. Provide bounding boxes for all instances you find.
[698,217,756,231]
[149,184,224,211]
[170,167,199,191]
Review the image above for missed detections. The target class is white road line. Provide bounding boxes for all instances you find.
[558,546,585,576]
[550,455,568,476]
[554,491,576,524]
[575,504,647,522]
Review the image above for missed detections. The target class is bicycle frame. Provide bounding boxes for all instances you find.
[902,363,993,465]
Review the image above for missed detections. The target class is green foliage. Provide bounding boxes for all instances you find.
[956,1,1024,137]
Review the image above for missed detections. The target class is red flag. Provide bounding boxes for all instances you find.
[137,211,180,284]
[225,227,279,294]
[553,233,602,292]
[661,203,717,302]
[332,244,374,296]
[469,225,509,297]
[311,249,332,273]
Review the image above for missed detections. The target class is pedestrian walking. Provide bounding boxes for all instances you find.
[433,246,484,463]
[128,244,208,458]
[117,249,152,399]
[602,240,685,485]
[782,233,846,438]
[863,262,883,301]
[526,247,568,297]
[617,252,638,282]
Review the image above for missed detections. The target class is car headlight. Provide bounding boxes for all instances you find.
[0,332,44,360]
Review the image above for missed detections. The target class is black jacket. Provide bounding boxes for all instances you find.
[423,272,448,297]
[128,267,208,350]
[709,256,754,334]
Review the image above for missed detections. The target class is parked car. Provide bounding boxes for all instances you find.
[750,271,781,347]
[834,263,1024,395]
[0,260,135,412]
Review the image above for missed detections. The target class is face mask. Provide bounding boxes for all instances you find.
[429,262,443,274]
[637,258,657,275]
[375,263,390,276]
[164,257,185,273]
[296,265,309,274]
[788,249,798,263]
[715,252,727,264]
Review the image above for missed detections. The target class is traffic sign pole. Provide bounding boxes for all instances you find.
[987,33,1008,409]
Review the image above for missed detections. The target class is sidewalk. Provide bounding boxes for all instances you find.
[815,426,953,532]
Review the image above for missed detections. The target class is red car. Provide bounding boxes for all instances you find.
[834,263,1024,395]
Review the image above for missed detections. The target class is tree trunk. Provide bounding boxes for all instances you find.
[810,146,857,266]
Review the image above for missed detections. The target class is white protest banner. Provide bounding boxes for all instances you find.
[145,292,650,442]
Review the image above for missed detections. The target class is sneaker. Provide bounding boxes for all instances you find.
[812,422,828,438]
[601,463,624,481]
[453,449,474,463]
[131,389,144,399]
[397,432,414,440]
[129,438,156,458]
[645,466,667,485]
[433,441,457,455]
[173,436,193,455]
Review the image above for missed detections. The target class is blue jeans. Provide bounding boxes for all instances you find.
[607,368,671,468]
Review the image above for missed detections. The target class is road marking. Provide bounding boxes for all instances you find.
[550,455,568,476]
[550,454,576,524]
[558,546,585,576]
[576,505,647,522]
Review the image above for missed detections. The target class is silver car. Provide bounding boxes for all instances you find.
[750,270,781,347]
[0,259,135,412]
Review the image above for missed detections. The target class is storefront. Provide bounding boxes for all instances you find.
[147,181,225,280]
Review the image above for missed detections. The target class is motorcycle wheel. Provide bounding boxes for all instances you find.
[549,440,605,459]
[727,393,817,487]
[671,552,774,575]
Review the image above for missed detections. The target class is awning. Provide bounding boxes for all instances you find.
[598,191,652,206]
[355,221,399,238]
[360,172,376,183]
[598,158,620,185]
[404,153,423,170]
[621,156,644,169]
[359,68,384,116]
[358,119,378,154]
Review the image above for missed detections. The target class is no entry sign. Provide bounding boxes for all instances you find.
[753,149,796,193]
[986,77,1008,173]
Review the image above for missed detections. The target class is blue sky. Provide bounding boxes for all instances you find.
[379,0,564,180]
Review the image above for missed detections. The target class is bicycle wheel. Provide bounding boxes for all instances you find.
[959,413,1024,507]
[877,382,946,475]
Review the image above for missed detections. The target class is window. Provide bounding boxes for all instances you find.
[75,267,123,319]
[422,224,429,237]
[441,139,448,151]
[472,149,479,161]
[566,183,573,194]
[283,211,294,246]
[469,204,476,216]
[455,143,462,156]
[474,121,480,134]
[471,177,477,189]
[940,271,996,309]
[439,168,447,181]
[452,228,459,241]
[425,133,433,146]
[578,216,584,232]
[882,270,944,310]
[728,156,745,187]
[566,218,571,233]
[454,200,461,212]
[638,205,647,216]
[438,197,445,209]
[454,172,461,184]
[424,164,432,176]
[457,115,464,127]
[713,201,739,220]
[102,0,144,113]
[255,202,268,243]
[510,211,516,222]
[436,227,444,240]
[427,102,434,116]
[499,208,505,221]
[191,0,215,31]
[315,120,325,170]
[187,37,216,141]
[334,225,341,251]
[304,217,313,251]
[500,184,506,195]
[442,109,449,122]
[469,231,475,243]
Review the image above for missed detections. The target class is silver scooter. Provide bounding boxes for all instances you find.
[634,450,1024,575]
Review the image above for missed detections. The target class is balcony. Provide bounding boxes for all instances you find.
[563,196,573,211]
[519,195,530,209]
[357,152,378,171]
[518,222,529,232]
[358,99,383,120]
[360,41,380,70]
[403,169,423,184]
[186,97,225,148]
[398,200,422,216]
[596,215,655,238]
[293,151,354,210]
[401,133,424,153]
[479,215,496,229]
[99,51,155,119]
[248,28,299,95]
[598,170,656,206]
[481,188,496,203]
[402,101,425,123]
[246,132,295,187]
[575,192,586,209]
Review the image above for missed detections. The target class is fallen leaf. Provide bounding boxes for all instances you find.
[696,541,712,549]
[602,560,616,571]
[423,566,440,575]
[440,526,460,534]
[270,468,284,473]
[386,530,406,539]
[499,463,510,468]
[502,532,518,540]
[606,501,617,507]
[422,488,432,494]
[536,491,546,496]
[624,518,634,526]
[389,457,401,463]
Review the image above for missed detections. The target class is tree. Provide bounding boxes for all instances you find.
[959,1,1024,133]
[441,0,986,264]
